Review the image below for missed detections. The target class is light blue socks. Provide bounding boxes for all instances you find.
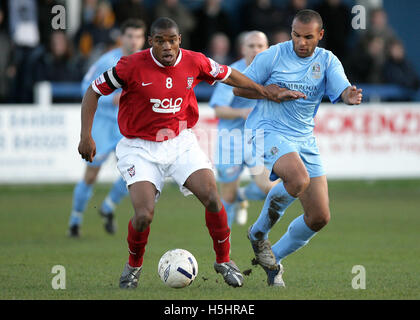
[222,199,236,228]
[69,178,128,226]
[69,181,93,226]
[100,177,128,215]
[272,214,316,263]
[249,182,296,241]
[249,181,318,263]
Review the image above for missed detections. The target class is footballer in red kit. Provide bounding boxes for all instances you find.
[78,17,283,289]
[92,47,231,141]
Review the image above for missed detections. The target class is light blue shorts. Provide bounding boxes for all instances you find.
[89,113,123,167]
[214,132,257,183]
[258,131,325,181]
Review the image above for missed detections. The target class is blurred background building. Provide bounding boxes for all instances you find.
[0,0,419,103]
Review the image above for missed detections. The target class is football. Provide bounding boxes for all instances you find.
[158,249,198,288]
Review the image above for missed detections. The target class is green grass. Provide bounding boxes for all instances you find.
[1,180,420,300]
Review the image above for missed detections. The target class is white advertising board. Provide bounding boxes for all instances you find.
[0,103,419,183]
[0,105,119,183]
[314,104,420,178]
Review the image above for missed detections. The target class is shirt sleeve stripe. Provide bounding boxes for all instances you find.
[108,68,124,89]
[112,67,125,87]
[104,70,117,90]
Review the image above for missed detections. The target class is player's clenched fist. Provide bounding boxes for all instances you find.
[78,136,96,163]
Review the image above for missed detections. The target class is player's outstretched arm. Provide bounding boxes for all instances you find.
[78,85,101,162]
[233,83,306,103]
[341,85,363,105]
[223,69,271,100]
[232,87,265,99]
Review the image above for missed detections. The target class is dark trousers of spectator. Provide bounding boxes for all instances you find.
[9,46,37,103]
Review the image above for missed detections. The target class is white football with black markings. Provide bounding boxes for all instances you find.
[158,249,198,288]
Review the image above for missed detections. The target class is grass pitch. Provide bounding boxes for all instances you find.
[0,179,419,300]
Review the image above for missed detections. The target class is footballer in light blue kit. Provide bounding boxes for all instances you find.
[68,19,147,237]
[209,31,277,228]
[235,10,363,286]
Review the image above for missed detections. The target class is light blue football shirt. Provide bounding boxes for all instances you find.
[209,58,258,132]
[244,40,351,139]
[82,48,123,119]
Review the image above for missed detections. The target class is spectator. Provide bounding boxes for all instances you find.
[20,29,85,103]
[368,7,397,43]
[241,0,283,36]
[81,0,99,26]
[345,34,386,84]
[206,32,233,65]
[383,39,420,91]
[190,0,232,52]
[154,0,195,49]
[314,0,352,61]
[8,0,40,48]
[359,8,398,62]
[75,0,118,64]
[7,0,41,102]
[113,0,151,30]
[35,30,84,83]
[346,7,401,85]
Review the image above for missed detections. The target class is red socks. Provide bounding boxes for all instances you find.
[126,206,230,267]
[127,219,150,268]
[205,205,231,264]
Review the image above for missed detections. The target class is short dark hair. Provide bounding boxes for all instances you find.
[293,9,323,30]
[150,17,179,36]
[120,19,147,35]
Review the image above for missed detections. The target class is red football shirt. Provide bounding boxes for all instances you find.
[92,48,231,141]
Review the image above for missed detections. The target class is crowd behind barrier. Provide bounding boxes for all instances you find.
[0,0,419,104]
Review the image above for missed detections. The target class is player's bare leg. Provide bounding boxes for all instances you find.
[248,152,309,272]
[267,172,329,287]
[128,181,157,232]
[119,181,157,289]
[220,179,240,205]
[184,169,244,287]
[272,152,310,198]
[298,175,330,232]
[184,168,222,212]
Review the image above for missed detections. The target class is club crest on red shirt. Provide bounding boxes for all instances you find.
[187,77,194,89]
